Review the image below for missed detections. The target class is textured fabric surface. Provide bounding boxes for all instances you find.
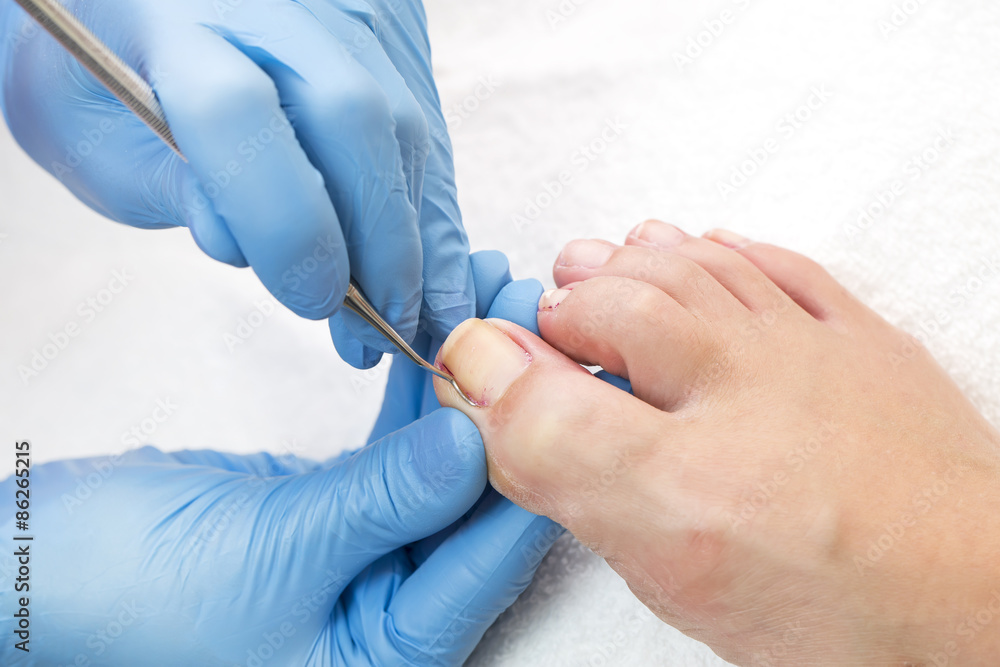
[2,0,999,664]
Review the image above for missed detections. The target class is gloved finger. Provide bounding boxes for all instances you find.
[487,278,546,335]
[1,9,245,265]
[153,27,350,320]
[298,7,427,368]
[299,6,432,365]
[292,0,429,211]
[402,485,493,569]
[470,250,514,319]
[364,1,476,339]
[331,551,415,664]
[223,5,424,347]
[284,409,486,571]
[167,449,321,476]
[412,118,476,341]
[367,330,434,444]
[329,315,384,370]
[184,185,248,267]
[379,492,564,664]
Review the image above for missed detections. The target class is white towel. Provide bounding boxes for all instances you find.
[1,0,998,664]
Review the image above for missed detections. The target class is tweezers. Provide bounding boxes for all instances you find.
[15,0,475,406]
[343,282,473,405]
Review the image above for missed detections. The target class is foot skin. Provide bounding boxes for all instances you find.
[434,221,1000,666]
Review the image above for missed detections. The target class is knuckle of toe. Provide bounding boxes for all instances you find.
[624,282,670,323]
[673,257,710,293]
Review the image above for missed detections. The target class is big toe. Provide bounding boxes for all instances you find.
[433,318,665,544]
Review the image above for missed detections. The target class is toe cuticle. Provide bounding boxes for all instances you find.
[539,288,573,311]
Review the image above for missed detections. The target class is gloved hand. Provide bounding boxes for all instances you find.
[0,249,557,666]
[0,414,557,666]
[0,0,473,367]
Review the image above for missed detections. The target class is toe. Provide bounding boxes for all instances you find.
[704,228,859,323]
[625,220,797,318]
[553,237,745,322]
[537,276,724,411]
[432,318,667,543]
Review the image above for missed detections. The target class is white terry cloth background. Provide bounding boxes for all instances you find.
[2,0,1000,664]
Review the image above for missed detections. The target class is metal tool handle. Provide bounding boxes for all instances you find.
[12,0,184,159]
[344,282,476,406]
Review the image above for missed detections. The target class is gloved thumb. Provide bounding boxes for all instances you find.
[267,409,487,576]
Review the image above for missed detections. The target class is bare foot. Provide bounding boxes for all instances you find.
[434,221,1000,666]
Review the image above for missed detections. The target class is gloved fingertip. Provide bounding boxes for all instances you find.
[421,273,477,339]
[470,250,513,319]
[329,315,370,369]
[338,410,485,552]
[188,220,250,268]
[363,346,385,370]
[330,314,391,370]
[177,175,249,267]
[487,279,546,335]
[273,270,349,322]
[349,318,405,358]
[419,408,486,475]
[451,410,487,470]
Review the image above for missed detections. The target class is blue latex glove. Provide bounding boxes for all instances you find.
[0,0,473,366]
[369,249,566,594]
[0,249,557,666]
[0,414,560,666]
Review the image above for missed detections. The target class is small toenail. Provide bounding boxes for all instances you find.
[631,221,686,248]
[706,228,752,249]
[556,239,615,269]
[538,288,573,311]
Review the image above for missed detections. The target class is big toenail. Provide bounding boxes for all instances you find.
[439,319,532,407]
[556,240,615,268]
